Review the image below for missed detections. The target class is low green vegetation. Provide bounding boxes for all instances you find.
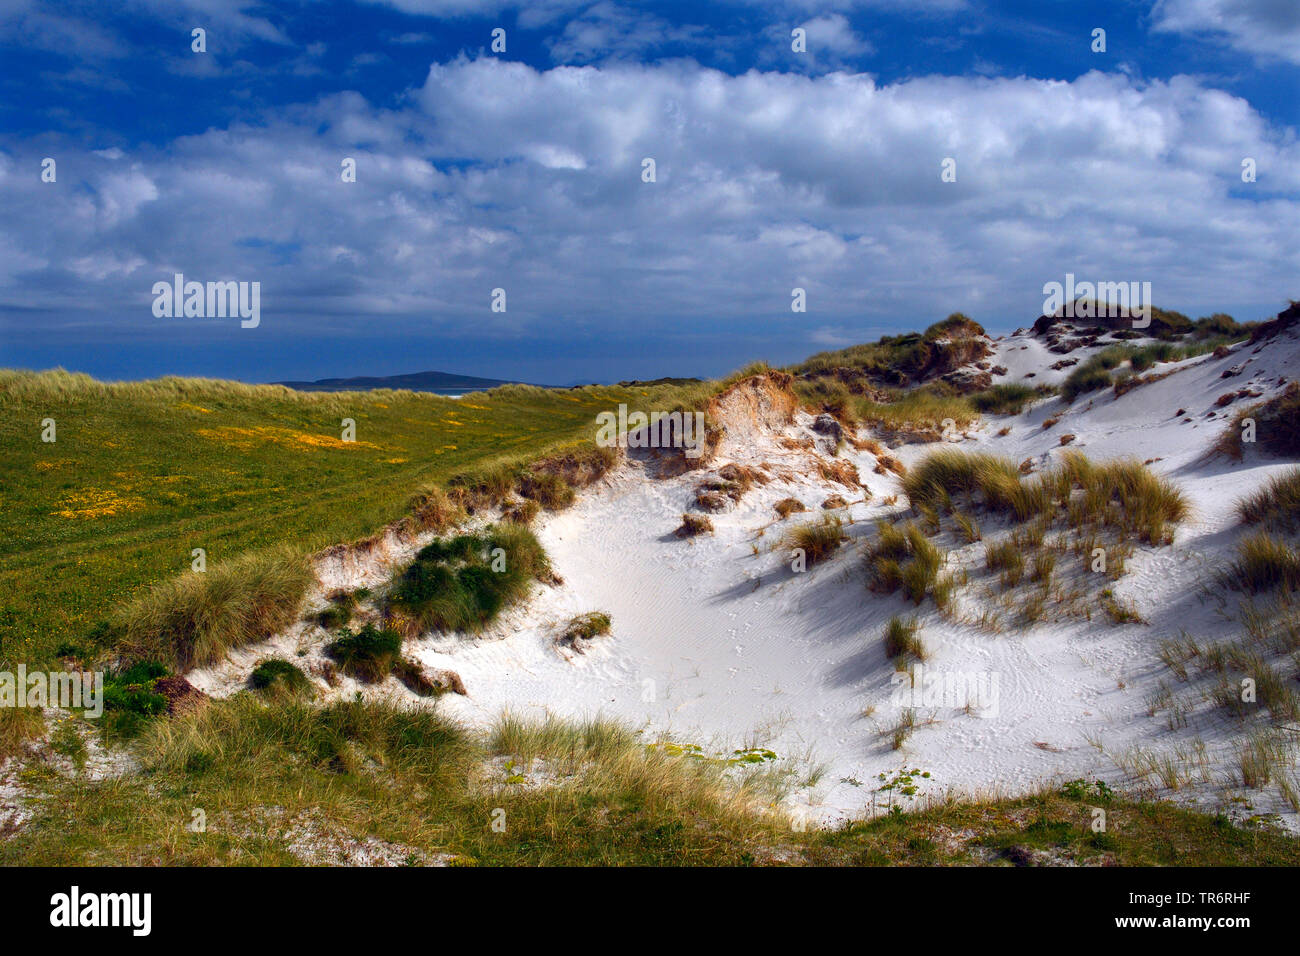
[1061,336,1247,403]
[249,658,312,696]
[970,383,1045,415]
[559,611,612,645]
[851,387,980,437]
[324,623,404,682]
[386,525,551,635]
[101,661,170,739]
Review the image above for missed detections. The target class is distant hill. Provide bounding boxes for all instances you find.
[275,369,521,393]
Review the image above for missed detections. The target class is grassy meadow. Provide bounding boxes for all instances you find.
[0,369,692,665]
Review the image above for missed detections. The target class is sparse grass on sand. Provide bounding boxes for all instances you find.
[558,611,612,645]
[1237,468,1300,530]
[675,513,714,537]
[970,383,1045,416]
[1215,384,1300,463]
[902,449,1187,546]
[883,615,926,665]
[866,521,948,605]
[1059,338,1243,404]
[1224,533,1300,594]
[783,515,847,566]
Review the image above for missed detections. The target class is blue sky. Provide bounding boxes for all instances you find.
[1,0,1297,385]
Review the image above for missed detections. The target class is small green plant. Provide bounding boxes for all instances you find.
[558,611,612,648]
[875,767,932,812]
[50,718,88,770]
[249,658,312,695]
[325,624,404,682]
[101,661,169,739]
[1059,778,1115,802]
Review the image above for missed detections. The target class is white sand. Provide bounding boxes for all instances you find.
[191,321,1300,827]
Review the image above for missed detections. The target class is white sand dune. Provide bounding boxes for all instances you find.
[191,318,1300,828]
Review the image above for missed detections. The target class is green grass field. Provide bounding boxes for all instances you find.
[0,369,690,665]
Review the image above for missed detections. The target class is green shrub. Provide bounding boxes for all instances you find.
[387,525,551,635]
[559,612,612,644]
[325,624,403,682]
[100,661,170,739]
[249,658,312,695]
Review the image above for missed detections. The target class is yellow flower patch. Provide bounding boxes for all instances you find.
[196,425,381,451]
[51,488,145,520]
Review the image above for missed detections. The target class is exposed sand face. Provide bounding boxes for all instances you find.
[190,322,1300,828]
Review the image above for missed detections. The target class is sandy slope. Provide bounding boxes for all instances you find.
[190,321,1300,828]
